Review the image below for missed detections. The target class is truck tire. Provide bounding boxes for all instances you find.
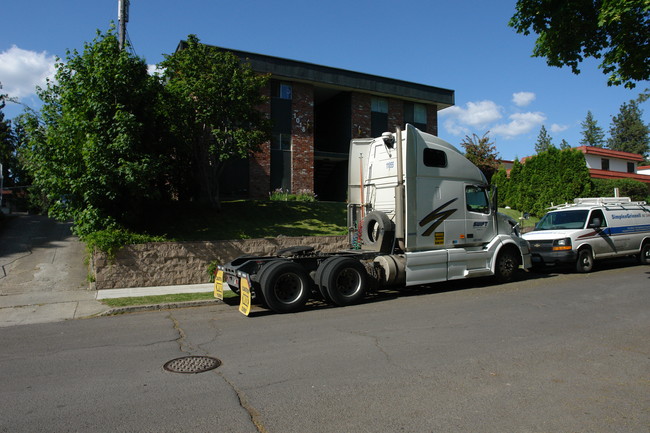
[259,261,312,313]
[321,257,367,307]
[495,248,518,283]
[638,242,650,265]
[314,256,339,303]
[362,211,395,253]
[575,248,594,273]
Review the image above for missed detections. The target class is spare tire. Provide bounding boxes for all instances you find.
[361,211,395,253]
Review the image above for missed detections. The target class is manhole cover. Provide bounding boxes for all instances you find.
[163,356,221,374]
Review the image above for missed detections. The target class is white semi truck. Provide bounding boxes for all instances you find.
[215,125,532,314]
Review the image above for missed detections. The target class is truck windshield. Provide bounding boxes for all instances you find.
[536,210,589,230]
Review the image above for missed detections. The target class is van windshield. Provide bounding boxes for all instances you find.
[536,210,589,230]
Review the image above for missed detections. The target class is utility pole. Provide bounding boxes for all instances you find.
[118,0,130,51]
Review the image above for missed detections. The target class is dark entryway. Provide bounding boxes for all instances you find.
[313,89,352,201]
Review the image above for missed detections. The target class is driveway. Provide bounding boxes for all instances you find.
[0,214,107,326]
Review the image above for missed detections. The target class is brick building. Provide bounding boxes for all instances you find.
[195,44,455,201]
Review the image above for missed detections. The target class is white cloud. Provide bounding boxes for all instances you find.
[147,64,164,76]
[440,100,503,135]
[0,45,57,98]
[492,112,546,138]
[550,123,569,133]
[512,91,535,107]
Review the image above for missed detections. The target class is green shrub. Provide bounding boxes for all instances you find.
[207,260,220,282]
[84,228,167,258]
[269,188,317,202]
[591,178,650,202]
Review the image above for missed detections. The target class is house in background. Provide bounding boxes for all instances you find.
[575,146,650,184]
[182,43,455,201]
[499,147,650,185]
[635,165,650,176]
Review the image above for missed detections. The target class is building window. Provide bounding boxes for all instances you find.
[601,158,610,171]
[371,97,388,113]
[272,82,292,100]
[627,162,635,173]
[371,97,388,137]
[271,133,292,151]
[404,102,427,130]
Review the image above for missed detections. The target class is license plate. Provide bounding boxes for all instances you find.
[225,273,239,288]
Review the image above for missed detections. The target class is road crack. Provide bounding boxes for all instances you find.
[217,371,269,433]
[167,312,195,355]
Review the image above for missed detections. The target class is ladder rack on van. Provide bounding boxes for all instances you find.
[546,197,648,211]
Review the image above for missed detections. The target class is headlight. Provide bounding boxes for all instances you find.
[552,238,572,251]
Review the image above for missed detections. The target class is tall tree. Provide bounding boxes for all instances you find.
[460,132,500,182]
[159,35,271,209]
[580,110,605,147]
[505,148,591,216]
[607,100,650,158]
[510,0,650,88]
[534,125,553,153]
[19,28,169,236]
[0,84,15,186]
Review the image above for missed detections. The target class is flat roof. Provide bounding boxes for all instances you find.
[176,41,455,110]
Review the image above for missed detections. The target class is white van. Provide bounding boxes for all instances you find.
[523,197,650,272]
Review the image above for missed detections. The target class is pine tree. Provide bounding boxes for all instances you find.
[534,125,553,153]
[607,100,650,158]
[559,139,571,150]
[579,111,605,147]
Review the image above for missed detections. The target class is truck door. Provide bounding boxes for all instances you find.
[464,185,495,246]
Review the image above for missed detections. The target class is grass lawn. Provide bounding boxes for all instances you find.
[139,200,348,241]
[131,201,537,241]
[499,207,540,231]
[101,290,238,308]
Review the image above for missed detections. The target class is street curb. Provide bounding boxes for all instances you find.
[99,299,224,316]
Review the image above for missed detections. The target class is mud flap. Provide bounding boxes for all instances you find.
[239,276,252,316]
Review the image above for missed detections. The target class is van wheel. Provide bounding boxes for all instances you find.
[639,243,650,265]
[495,249,518,282]
[321,257,367,307]
[259,261,311,313]
[575,248,593,273]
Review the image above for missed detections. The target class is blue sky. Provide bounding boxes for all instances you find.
[1,0,648,160]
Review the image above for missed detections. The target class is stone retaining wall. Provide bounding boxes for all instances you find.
[92,236,348,290]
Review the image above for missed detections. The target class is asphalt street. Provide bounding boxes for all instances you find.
[1,261,648,433]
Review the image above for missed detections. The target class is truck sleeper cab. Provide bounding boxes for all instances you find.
[523,197,650,273]
[215,125,532,314]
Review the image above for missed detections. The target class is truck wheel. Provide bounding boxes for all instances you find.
[575,248,593,273]
[314,256,339,303]
[638,242,650,265]
[362,211,395,253]
[495,249,518,283]
[321,257,367,307]
[259,261,311,313]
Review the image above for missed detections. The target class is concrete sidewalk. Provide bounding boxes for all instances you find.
[0,214,217,327]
